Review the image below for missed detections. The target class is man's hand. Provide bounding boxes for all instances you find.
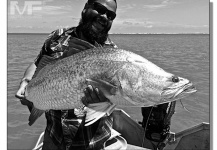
[15,80,28,99]
[15,80,33,111]
[81,85,109,106]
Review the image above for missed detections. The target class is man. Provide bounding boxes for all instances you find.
[16,0,176,149]
[16,0,118,149]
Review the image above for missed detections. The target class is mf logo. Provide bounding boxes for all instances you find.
[10,1,42,15]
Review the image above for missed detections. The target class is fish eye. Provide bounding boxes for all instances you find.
[172,76,179,82]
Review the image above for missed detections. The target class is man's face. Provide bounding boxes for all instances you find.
[79,0,117,44]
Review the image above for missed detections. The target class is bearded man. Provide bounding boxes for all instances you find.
[16,0,118,149]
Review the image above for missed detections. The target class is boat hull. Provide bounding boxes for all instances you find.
[112,109,210,150]
[33,109,210,150]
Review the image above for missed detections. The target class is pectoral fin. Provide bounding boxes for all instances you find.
[84,102,116,126]
[86,79,118,96]
[28,106,45,126]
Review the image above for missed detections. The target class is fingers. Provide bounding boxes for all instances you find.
[15,88,31,106]
[15,91,33,112]
[15,82,28,99]
[81,86,95,106]
[85,79,118,96]
[74,107,86,117]
[84,85,100,103]
[15,89,25,99]
[15,81,33,112]
[15,94,24,99]
[82,85,108,106]
[94,87,108,102]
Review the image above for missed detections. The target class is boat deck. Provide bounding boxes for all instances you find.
[127,144,151,150]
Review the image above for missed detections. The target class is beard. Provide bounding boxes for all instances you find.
[78,16,110,45]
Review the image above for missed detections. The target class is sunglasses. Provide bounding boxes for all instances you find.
[91,2,116,21]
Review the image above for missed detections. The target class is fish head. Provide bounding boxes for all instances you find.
[160,76,197,102]
[116,52,197,106]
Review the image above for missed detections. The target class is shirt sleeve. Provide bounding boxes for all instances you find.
[34,29,65,67]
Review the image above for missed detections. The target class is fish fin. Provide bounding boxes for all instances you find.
[33,55,58,78]
[84,102,116,126]
[21,98,33,112]
[28,106,45,126]
[86,79,118,96]
[85,110,106,126]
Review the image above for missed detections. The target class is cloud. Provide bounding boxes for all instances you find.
[123,21,133,25]
[149,21,209,29]
[181,24,209,29]
[143,4,166,9]
[118,18,208,30]
[118,19,153,28]
[121,4,136,9]
[143,0,178,11]
[71,17,80,21]
[162,0,172,4]
[42,0,55,4]
[39,5,69,15]
[117,3,136,13]
[31,1,75,16]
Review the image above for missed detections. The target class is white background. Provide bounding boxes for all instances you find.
[1,0,7,149]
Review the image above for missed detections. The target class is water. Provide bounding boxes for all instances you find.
[7,33,210,149]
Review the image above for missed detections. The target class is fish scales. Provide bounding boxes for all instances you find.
[27,50,114,108]
[25,47,197,125]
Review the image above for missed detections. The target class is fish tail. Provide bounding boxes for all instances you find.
[28,106,45,126]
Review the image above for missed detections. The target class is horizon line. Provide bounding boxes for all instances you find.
[7,32,209,35]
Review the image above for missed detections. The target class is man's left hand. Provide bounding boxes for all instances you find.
[82,85,109,106]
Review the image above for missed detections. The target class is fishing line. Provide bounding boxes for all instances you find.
[152,141,158,150]
[180,99,191,113]
[81,114,87,150]
[142,105,154,148]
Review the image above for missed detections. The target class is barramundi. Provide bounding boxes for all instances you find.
[25,47,197,126]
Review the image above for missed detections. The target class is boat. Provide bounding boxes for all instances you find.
[164,122,210,150]
[32,109,210,150]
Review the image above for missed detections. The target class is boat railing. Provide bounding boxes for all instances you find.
[32,131,44,150]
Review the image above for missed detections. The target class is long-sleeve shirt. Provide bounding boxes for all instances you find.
[34,27,118,150]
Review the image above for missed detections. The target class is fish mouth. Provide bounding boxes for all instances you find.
[173,82,197,98]
[182,82,197,93]
[162,82,197,100]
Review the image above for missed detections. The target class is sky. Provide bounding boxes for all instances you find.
[8,0,209,34]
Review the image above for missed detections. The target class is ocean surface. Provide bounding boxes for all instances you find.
[7,34,210,149]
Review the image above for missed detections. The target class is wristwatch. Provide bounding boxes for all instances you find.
[20,78,30,84]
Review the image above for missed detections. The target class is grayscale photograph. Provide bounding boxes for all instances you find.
[7,0,210,149]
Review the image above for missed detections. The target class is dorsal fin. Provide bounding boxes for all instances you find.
[33,55,58,79]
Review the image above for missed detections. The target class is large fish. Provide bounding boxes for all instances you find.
[25,47,196,126]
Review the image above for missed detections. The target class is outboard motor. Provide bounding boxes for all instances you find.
[140,101,176,149]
